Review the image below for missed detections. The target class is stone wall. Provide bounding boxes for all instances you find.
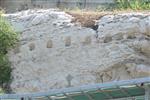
[0,0,32,12]
[5,9,150,93]
[1,0,114,12]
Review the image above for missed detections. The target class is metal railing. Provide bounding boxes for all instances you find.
[0,77,150,100]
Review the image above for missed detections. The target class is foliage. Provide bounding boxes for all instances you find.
[0,54,11,86]
[0,11,18,92]
[115,0,150,10]
[0,15,18,54]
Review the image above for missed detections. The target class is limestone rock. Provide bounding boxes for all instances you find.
[28,43,35,51]
[140,40,150,56]
[6,10,150,93]
[136,64,150,76]
[104,35,112,43]
[82,35,92,45]
[47,39,53,48]
[146,16,150,36]
[64,36,71,47]
[13,43,21,54]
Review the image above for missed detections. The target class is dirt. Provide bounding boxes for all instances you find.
[66,11,107,28]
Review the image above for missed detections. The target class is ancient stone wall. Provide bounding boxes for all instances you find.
[1,0,114,12]
[5,9,150,93]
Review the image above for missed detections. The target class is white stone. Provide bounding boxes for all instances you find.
[5,10,150,93]
[136,64,150,76]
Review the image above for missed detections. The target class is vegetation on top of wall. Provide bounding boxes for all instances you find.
[0,10,18,92]
[63,0,150,13]
[0,16,18,54]
[115,0,150,10]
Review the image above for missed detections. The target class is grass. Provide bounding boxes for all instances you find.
[115,0,150,10]
[63,0,150,28]
[63,0,150,13]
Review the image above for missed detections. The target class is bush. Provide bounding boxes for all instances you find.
[0,16,18,54]
[0,54,11,86]
[115,0,150,10]
[0,11,18,92]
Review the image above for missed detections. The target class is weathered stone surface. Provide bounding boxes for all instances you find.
[64,36,71,47]
[6,10,150,93]
[47,39,53,48]
[82,35,92,45]
[28,43,35,51]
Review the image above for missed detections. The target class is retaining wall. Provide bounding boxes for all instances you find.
[0,0,115,12]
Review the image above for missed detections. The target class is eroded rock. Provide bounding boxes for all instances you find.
[64,36,71,47]
[6,10,150,93]
[47,39,53,48]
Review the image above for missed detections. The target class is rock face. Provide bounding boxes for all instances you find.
[6,9,150,93]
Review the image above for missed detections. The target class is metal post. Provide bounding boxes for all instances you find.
[81,91,95,100]
[117,86,131,97]
[145,85,150,100]
[98,88,113,99]
[63,93,74,100]
[47,96,53,100]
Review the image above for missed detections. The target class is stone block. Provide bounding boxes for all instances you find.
[13,43,21,54]
[65,36,71,47]
[29,43,35,51]
[104,35,112,43]
[47,39,53,48]
[82,35,91,45]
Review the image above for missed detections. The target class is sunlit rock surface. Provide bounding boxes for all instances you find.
[6,9,150,93]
